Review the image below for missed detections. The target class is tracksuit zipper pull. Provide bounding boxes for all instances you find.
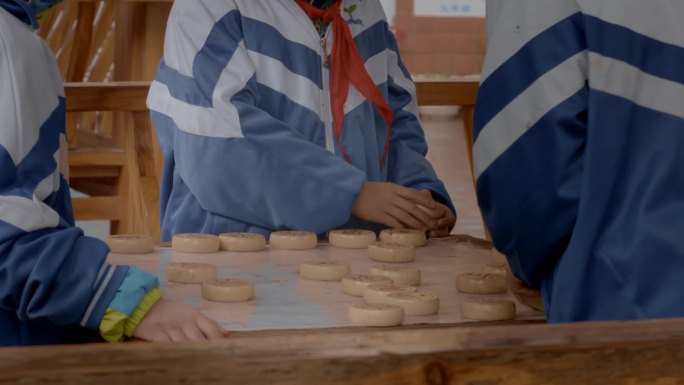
[320,36,329,68]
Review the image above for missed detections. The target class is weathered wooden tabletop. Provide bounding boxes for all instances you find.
[4,235,683,384]
[105,235,542,331]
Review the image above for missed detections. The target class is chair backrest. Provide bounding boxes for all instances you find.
[64,81,162,240]
[40,0,173,83]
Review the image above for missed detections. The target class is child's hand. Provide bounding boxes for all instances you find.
[352,182,436,230]
[133,299,228,342]
[507,267,544,312]
[418,201,456,237]
[428,228,451,238]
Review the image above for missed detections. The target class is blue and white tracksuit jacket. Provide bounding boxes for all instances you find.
[475,0,684,322]
[147,0,455,241]
[0,3,158,346]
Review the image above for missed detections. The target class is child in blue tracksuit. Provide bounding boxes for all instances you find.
[147,0,457,240]
[476,0,684,321]
[0,0,224,346]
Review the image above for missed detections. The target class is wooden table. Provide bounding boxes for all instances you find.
[2,319,684,384]
[3,236,684,385]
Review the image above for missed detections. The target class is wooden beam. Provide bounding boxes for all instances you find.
[72,196,122,221]
[64,82,150,112]
[63,80,479,112]
[415,80,479,106]
[2,319,684,384]
[69,149,125,167]
[69,166,121,179]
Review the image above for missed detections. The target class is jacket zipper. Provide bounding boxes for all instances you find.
[320,28,335,154]
[293,3,335,154]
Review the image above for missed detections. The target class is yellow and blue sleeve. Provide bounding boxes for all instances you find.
[98,266,161,343]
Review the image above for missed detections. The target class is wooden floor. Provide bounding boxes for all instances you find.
[107,235,541,331]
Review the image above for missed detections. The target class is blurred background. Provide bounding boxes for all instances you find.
[382,0,485,78]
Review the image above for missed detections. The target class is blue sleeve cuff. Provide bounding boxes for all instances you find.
[79,264,129,330]
[107,266,160,316]
[430,189,457,217]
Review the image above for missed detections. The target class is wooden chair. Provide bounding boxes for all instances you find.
[42,0,170,241]
[64,82,162,241]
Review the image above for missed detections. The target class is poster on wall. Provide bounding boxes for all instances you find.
[414,0,486,18]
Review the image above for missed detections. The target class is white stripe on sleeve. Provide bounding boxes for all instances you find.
[482,0,580,81]
[474,51,588,179]
[79,265,115,327]
[589,53,684,121]
[578,0,684,50]
[0,195,60,232]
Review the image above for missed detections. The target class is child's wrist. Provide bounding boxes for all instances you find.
[124,288,162,337]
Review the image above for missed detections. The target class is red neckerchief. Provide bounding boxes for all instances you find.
[295,0,395,167]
